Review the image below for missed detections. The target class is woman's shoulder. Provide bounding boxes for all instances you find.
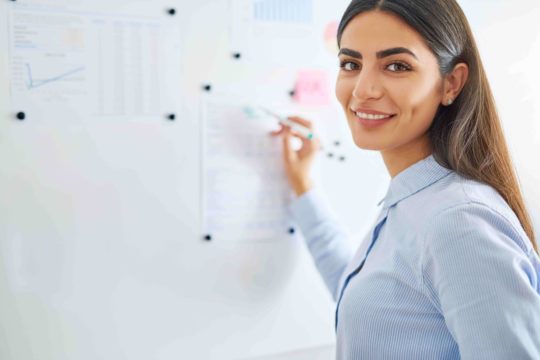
[440,172,518,223]
[407,170,517,220]
[415,171,533,254]
[397,170,528,241]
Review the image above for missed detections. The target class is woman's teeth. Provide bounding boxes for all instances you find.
[355,112,393,120]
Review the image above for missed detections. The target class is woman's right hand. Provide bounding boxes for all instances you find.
[270,116,321,197]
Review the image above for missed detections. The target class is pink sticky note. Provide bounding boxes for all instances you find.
[324,21,339,55]
[293,70,331,106]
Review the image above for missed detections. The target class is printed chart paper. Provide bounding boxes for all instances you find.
[8,4,170,120]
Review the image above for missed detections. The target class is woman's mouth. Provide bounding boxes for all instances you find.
[353,111,396,128]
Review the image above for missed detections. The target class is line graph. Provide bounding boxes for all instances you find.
[25,63,85,90]
[9,6,163,116]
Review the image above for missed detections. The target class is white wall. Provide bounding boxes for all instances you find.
[460,0,540,233]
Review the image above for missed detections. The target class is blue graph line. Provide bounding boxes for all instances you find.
[25,63,85,90]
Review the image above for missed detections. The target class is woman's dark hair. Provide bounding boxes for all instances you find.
[337,0,537,252]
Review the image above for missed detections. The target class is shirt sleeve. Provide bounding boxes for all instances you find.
[422,202,540,359]
[289,188,354,301]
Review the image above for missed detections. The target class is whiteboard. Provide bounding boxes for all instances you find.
[0,1,538,359]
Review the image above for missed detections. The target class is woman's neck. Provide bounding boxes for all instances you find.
[381,134,433,178]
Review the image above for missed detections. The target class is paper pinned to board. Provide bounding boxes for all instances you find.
[229,0,317,66]
[293,70,331,107]
[201,99,293,243]
[8,6,167,119]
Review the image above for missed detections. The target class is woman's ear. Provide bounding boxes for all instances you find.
[442,63,469,106]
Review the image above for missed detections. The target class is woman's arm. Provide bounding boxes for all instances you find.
[271,116,353,300]
[422,203,540,359]
[289,188,354,301]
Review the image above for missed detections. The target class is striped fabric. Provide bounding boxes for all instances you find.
[289,155,540,359]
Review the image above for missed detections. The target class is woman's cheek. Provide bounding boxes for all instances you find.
[335,78,353,109]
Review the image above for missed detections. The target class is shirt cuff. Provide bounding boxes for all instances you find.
[289,187,337,232]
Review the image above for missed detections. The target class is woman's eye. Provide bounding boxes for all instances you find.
[340,61,359,71]
[387,62,411,72]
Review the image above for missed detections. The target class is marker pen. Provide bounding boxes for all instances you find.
[260,107,314,140]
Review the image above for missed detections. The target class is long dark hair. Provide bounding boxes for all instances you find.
[337,0,537,252]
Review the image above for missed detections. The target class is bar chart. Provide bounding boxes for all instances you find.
[252,0,313,24]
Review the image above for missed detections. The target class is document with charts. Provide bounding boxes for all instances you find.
[7,3,175,121]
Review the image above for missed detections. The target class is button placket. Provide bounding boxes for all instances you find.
[334,206,390,330]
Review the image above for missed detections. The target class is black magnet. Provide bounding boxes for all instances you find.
[289,90,295,97]
[232,52,242,59]
[339,156,346,162]
[288,227,295,235]
[16,112,26,120]
[204,234,212,241]
[167,8,176,16]
[334,141,341,147]
[327,152,334,158]
[203,84,212,92]
[167,113,176,121]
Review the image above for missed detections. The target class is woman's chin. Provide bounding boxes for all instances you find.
[352,136,385,151]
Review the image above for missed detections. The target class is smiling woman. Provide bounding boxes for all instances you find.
[335,10,469,174]
[334,1,537,250]
[271,0,540,359]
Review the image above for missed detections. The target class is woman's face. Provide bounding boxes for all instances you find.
[336,11,444,153]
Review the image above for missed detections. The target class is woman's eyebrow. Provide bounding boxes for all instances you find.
[338,47,418,60]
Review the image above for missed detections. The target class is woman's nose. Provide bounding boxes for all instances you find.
[351,68,384,101]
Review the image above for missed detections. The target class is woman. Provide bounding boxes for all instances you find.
[272,0,540,358]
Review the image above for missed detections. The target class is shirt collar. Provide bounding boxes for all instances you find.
[378,154,452,209]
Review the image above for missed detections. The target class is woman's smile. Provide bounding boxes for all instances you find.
[350,107,397,128]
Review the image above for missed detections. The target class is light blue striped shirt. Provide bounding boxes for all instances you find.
[290,154,540,359]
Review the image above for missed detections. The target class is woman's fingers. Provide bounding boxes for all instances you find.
[270,123,285,136]
[282,128,295,165]
[270,116,320,151]
[286,116,313,129]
